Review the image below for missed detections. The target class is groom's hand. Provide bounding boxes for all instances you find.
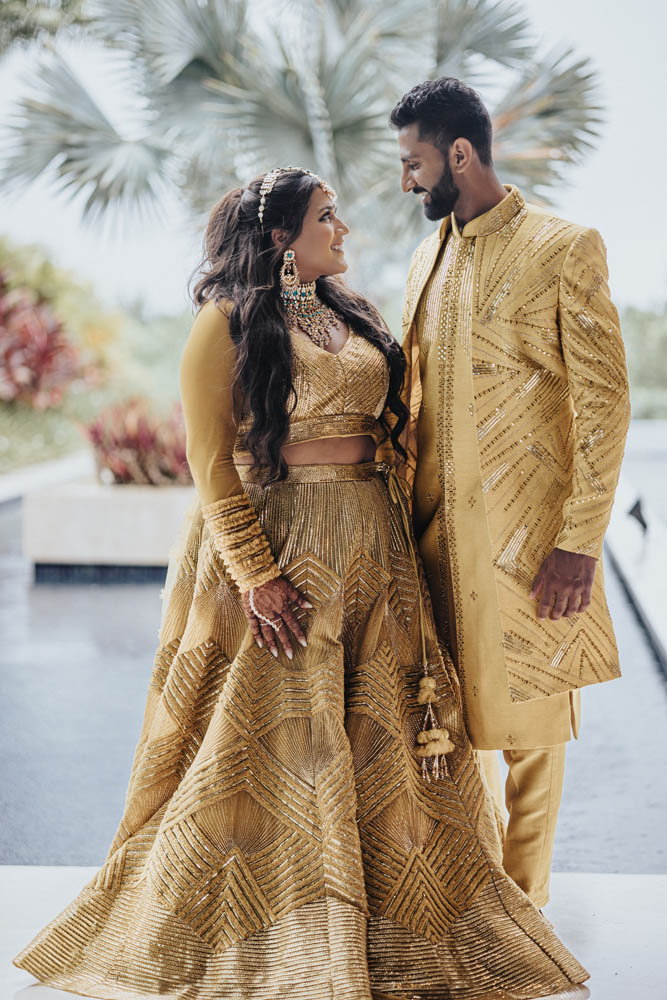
[529,547,597,620]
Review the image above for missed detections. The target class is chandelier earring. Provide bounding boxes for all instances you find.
[278,250,340,349]
[279,249,300,293]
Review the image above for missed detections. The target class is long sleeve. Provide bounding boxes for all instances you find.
[554,227,631,559]
[179,299,281,591]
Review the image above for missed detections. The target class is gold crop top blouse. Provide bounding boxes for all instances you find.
[179,298,392,591]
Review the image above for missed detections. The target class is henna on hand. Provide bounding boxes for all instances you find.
[529,547,597,620]
[241,577,312,658]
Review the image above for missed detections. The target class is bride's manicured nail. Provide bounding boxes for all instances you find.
[286,649,293,660]
[299,637,307,646]
[303,601,314,608]
[271,648,278,658]
[257,639,263,647]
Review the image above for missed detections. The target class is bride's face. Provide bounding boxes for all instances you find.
[281,186,350,283]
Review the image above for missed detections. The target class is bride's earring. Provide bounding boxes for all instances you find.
[279,249,299,298]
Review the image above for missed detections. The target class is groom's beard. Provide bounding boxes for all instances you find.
[417,159,459,221]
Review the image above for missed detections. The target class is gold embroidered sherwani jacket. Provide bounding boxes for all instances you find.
[399,185,631,750]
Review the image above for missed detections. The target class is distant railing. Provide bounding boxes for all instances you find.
[606,473,667,675]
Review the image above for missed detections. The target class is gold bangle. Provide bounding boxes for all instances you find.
[201,493,281,591]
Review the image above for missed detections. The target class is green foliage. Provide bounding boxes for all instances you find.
[0,234,191,404]
[0,234,192,473]
[109,309,192,410]
[0,401,85,473]
[621,304,667,418]
[0,271,81,407]
[0,235,123,368]
[0,306,191,474]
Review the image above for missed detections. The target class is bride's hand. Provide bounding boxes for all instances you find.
[241,577,312,659]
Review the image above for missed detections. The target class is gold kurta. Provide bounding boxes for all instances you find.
[399,185,631,750]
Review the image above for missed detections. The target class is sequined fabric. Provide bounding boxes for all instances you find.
[200,493,282,592]
[178,299,391,590]
[234,326,390,456]
[398,185,631,748]
[13,463,588,999]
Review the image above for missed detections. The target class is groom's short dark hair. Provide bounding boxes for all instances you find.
[390,77,493,166]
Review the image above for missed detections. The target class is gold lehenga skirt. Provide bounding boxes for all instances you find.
[13,462,588,1000]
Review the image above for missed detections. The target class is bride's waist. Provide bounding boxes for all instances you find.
[234,433,377,468]
[233,414,381,455]
[235,457,384,485]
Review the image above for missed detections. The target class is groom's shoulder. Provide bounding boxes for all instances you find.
[521,200,590,243]
[408,228,442,270]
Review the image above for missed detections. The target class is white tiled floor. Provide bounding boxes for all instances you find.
[3,867,666,999]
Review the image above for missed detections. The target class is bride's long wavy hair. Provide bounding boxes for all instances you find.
[191,169,408,484]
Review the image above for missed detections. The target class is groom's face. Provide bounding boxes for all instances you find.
[398,124,459,221]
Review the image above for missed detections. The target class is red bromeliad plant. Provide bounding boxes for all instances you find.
[83,396,193,486]
[0,271,80,409]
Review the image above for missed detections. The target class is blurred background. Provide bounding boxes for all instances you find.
[0,0,665,892]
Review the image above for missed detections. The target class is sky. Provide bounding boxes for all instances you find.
[0,0,665,317]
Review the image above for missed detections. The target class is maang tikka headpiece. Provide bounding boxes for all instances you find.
[257,166,337,225]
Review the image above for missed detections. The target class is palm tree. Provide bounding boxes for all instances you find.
[0,0,603,292]
[0,0,89,55]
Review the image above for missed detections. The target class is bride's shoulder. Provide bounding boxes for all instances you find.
[196,296,235,323]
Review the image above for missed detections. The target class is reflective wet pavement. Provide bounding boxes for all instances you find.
[1,495,666,872]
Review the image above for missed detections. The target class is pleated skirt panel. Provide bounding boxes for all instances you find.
[13,462,588,1000]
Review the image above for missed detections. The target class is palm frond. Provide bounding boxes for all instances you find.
[434,0,533,78]
[84,1,278,199]
[201,8,402,200]
[0,0,606,291]
[88,0,248,85]
[201,43,312,180]
[0,0,89,54]
[0,46,172,219]
[491,45,604,195]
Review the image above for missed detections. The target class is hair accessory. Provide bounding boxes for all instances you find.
[258,166,336,225]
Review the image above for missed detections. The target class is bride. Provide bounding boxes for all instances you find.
[13,167,590,1000]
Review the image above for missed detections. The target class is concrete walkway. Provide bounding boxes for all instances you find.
[2,492,666,870]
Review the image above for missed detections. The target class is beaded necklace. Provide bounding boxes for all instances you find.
[280,277,343,349]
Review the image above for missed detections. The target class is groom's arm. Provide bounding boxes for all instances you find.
[530,227,631,620]
[554,227,631,558]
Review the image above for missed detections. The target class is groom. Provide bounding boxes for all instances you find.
[390,77,630,908]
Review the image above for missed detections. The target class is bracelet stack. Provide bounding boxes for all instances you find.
[201,493,281,592]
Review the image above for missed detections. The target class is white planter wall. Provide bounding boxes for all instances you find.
[23,476,197,566]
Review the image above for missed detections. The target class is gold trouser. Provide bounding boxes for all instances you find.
[479,745,567,909]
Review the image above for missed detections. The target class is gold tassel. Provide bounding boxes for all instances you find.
[383,464,455,782]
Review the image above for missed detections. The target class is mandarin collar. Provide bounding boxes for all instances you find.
[438,184,525,241]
